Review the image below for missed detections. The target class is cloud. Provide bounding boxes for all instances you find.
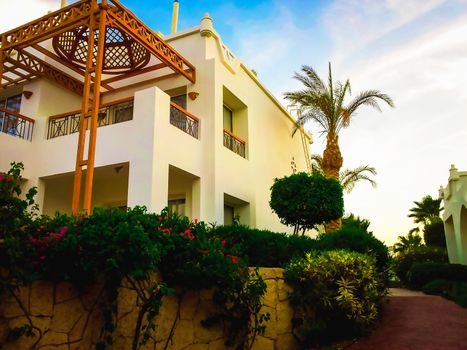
[0,0,64,33]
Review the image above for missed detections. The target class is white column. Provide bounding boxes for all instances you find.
[127,87,170,213]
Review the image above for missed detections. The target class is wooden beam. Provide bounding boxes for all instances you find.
[5,49,84,95]
[32,44,114,91]
[105,2,195,83]
[82,6,107,213]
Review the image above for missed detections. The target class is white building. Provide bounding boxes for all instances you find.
[0,1,310,233]
[439,165,467,265]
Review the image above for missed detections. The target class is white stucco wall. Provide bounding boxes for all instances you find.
[440,165,467,265]
[0,15,311,234]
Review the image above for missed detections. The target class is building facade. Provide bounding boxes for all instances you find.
[0,4,310,233]
[440,165,467,265]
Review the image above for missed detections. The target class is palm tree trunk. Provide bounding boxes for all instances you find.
[322,133,343,232]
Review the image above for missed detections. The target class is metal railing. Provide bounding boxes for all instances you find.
[170,101,199,139]
[223,128,246,158]
[0,107,35,141]
[47,98,134,139]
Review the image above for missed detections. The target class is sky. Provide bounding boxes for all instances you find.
[1,0,467,245]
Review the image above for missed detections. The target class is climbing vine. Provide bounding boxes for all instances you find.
[0,162,268,349]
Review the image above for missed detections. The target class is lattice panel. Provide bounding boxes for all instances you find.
[106,2,195,82]
[52,25,150,74]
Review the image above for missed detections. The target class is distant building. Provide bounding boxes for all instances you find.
[0,0,311,233]
[439,165,467,265]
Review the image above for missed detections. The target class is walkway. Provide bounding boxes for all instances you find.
[347,288,467,350]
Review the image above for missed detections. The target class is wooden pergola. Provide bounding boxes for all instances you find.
[0,0,196,214]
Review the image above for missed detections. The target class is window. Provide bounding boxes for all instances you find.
[0,94,22,134]
[168,198,186,216]
[223,105,233,132]
[224,204,234,225]
[171,94,187,109]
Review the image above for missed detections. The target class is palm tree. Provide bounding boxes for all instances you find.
[310,154,376,193]
[392,230,424,254]
[285,63,394,231]
[408,195,443,227]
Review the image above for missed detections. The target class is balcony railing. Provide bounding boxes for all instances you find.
[223,128,246,158]
[47,98,134,139]
[0,107,34,141]
[170,101,199,139]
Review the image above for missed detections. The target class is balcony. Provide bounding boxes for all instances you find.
[47,98,134,139]
[223,129,246,158]
[170,102,199,139]
[0,107,35,141]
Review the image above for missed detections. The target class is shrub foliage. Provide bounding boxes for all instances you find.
[284,250,387,347]
[269,172,343,234]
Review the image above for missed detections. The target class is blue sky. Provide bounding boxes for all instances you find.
[2,0,467,244]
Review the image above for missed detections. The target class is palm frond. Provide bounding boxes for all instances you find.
[339,165,377,193]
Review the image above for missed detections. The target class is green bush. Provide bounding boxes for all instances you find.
[269,172,344,234]
[423,218,447,248]
[0,163,269,348]
[313,226,390,274]
[207,225,315,267]
[392,246,448,285]
[407,262,467,290]
[422,279,467,308]
[285,250,387,347]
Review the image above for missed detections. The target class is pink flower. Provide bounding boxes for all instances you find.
[231,255,238,264]
[39,256,46,260]
[221,240,226,247]
[165,216,169,220]
[0,176,3,181]
[162,228,171,234]
[158,216,163,221]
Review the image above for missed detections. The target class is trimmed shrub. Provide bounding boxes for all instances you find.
[285,250,387,347]
[269,172,344,234]
[422,279,467,308]
[313,226,390,273]
[423,218,447,248]
[407,262,467,290]
[207,224,315,267]
[392,246,448,285]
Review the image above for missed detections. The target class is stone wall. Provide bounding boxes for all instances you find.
[0,268,299,349]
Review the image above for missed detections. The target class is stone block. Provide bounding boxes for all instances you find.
[55,282,79,304]
[2,286,29,318]
[276,333,299,350]
[251,335,274,350]
[277,278,292,302]
[80,283,104,311]
[263,279,278,307]
[170,319,194,349]
[116,308,139,338]
[193,301,223,343]
[51,298,86,333]
[180,291,199,320]
[207,338,227,350]
[276,300,294,335]
[30,281,54,316]
[37,330,68,348]
[117,287,138,316]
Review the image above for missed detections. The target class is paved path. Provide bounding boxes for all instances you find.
[347,288,467,350]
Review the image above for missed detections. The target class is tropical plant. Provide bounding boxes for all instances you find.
[423,217,447,248]
[285,250,387,347]
[392,231,424,254]
[269,172,344,235]
[408,195,443,227]
[285,63,394,231]
[310,153,377,193]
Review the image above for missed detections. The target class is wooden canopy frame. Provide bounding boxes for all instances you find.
[0,0,196,214]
